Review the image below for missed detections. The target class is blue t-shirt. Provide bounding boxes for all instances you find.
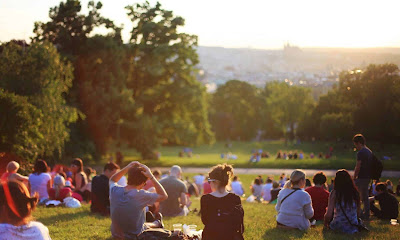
[357,147,372,179]
[109,181,158,238]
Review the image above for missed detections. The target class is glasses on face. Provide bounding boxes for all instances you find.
[207,178,217,184]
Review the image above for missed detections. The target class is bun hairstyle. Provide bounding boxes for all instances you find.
[0,181,38,225]
[284,169,306,189]
[208,163,234,187]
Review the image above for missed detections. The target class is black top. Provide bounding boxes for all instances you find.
[357,147,372,179]
[200,193,243,240]
[375,192,399,219]
[91,174,110,215]
[396,185,400,196]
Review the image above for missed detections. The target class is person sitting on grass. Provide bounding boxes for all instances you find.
[385,180,395,194]
[275,169,314,230]
[201,164,244,240]
[28,160,52,204]
[231,176,244,196]
[1,161,28,183]
[91,162,120,216]
[0,180,51,239]
[305,172,329,221]
[48,175,72,202]
[250,177,263,202]
[369,182,399,220]
[269,181,281,204]
[70,158,88,201]
[324,169,361,234]
[109,161,168,239]
[262,177,273,202]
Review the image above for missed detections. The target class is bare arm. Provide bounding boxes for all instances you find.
[180,192,187,206]
[14,173,29,182]
[74,174,83,191]
[354,160,361,179]
[47,179,52,192]
[110,161,139,183]
[324,190,336,227]
[141,164,168,202]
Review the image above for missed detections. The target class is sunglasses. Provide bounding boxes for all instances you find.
[207,178,217,183]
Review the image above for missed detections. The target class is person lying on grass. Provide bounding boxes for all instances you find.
[109,161,168,239]
[0,180,51,240]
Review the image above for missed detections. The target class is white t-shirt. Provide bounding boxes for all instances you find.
[194,175,205,186]
[0,221,51,240]
[117,176,127,187]
[262,183,273,201]
[29,173,51,200]
[275,188,314,230]
[231,181,244,196]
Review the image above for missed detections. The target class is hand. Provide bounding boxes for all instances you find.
[127,161,140,168]
[140,164,153,179]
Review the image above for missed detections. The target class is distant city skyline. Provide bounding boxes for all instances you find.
[1,0,400,49]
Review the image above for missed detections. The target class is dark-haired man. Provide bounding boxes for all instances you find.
[91,162,120,216]
[109,161,168,239]
[305,172,329,221]
[353,134,372,220]
[369,182,399,219]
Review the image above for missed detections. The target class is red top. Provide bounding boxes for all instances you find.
[48,187,72,201]
[203,182,212,195]
[305,186,329,220]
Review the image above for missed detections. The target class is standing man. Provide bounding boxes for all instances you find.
[159,165,190,216]
[353,134,372,220]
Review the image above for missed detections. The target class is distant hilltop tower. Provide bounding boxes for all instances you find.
[284,42,302,55]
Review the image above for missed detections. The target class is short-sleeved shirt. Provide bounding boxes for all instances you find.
[48,187,72,202]
[262,183,273,201]
[0,221,51,240]
[91,174,110,215]
[252,184,263,198]
[305,186,329,220]
[357,147,372,179]
[231,181,244,196]
[109,181,158,238]
[159,176,188,216]
[29,173,51,200]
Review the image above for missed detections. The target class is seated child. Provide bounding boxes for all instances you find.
[269,181,281,204]
[369,182,399,219]
[1,161,28,183]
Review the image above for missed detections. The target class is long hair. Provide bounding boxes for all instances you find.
[334,169,360,208]
[71,158,83,172]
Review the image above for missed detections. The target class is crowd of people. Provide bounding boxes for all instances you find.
[0,134,399,239]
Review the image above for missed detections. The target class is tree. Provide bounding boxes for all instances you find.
[210,80,263,140]
[0,41,78,162]
[263,82,314,140]
[121,1,214,158]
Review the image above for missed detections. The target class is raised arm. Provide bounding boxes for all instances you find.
[110,161,139,183]
[140,164,168,202]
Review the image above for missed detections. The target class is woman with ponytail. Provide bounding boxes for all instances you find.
[0,180,51,239]
[200,164,244,240]
[275,169,314,230]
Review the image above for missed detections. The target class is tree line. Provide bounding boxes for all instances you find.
[1,0,399,164]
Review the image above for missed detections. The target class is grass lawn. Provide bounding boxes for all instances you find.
[33,173,400,240]
[113,141,400,171]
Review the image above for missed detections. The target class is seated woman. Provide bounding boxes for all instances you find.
[250,177,263,201]
[1,161,29,183]
[70,158,88,201]
[201,164,244,240]
[0,180,51,239]
[48,175,72,202]
[28,160,52,204]
[324,169,361,234]
[275,169,314,230]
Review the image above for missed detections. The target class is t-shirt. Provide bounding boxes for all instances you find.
[375,192,399,219]
[194,175,205,186]
[48,187,72,202]
[91,174,110,215]
[357,147,372,179]
[305,186,329,220]
[275,188,314,230]
[0,221,51,240]
[252,184,262,198]
[117,176,127,187]
[231,181,244,196]
[159,176,188,216]
[29,173,51,200]
[109,181,158,238]
[203,181,212,195]
[262,183,273,201]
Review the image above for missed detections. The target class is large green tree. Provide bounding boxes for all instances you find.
[210,80,263,141]
[0,42,78,162]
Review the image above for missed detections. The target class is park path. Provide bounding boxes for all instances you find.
[155,167,400,178]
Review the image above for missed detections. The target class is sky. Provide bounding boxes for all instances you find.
[1,0,400,49]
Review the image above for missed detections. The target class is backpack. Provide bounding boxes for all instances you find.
[370,153,383,180]
[137,228,187,240]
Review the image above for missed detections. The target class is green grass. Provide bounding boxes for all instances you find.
[32,172,400,240]
[112,141,400,171]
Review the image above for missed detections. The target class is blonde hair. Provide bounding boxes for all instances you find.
[6,161,19,173]
[284,169,306,189]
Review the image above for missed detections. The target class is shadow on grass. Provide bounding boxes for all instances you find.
[262,227,306,239]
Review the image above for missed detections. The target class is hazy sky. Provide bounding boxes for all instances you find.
[1,0,400,49]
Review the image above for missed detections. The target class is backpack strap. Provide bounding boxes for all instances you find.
[280,189,299,205]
